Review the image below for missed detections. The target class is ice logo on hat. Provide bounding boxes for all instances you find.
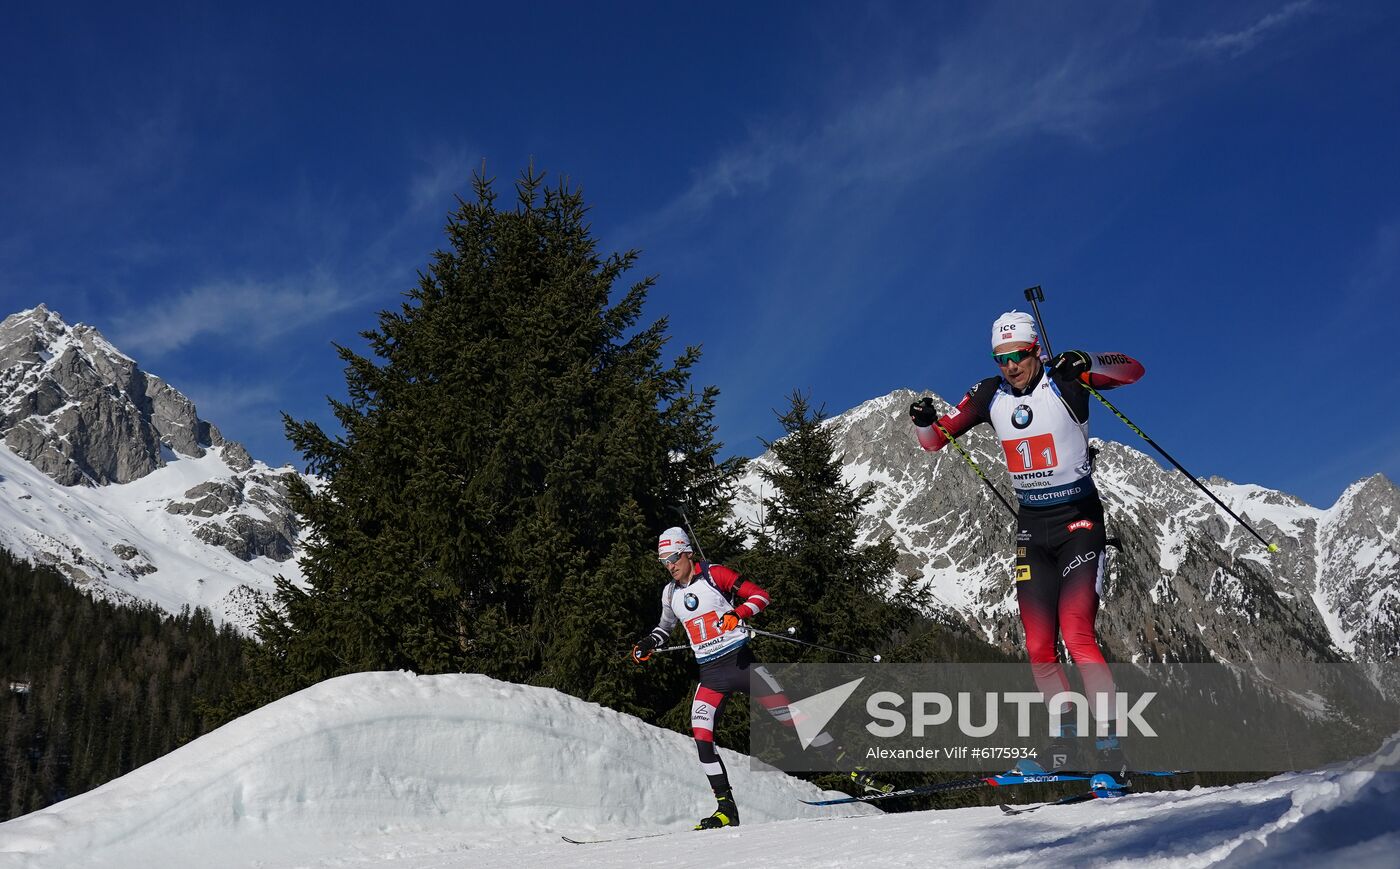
[992,311,1038,350]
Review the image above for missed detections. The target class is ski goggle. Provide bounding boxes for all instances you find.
[659,550,689,566]
[992,344,1039,366]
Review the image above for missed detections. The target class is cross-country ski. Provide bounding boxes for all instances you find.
[800,769,1185,807]
[998,773,1133,815]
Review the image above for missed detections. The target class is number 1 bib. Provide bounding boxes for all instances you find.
[988,377,1093,506]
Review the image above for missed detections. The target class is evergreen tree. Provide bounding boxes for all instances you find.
[737,391,927,661]
[238,166,737,716]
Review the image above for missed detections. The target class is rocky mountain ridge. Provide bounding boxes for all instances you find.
[2,304,1395,671]
[733,389,1400,678]
[0,306,306,630]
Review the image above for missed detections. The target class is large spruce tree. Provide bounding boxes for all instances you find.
[240,167,737,715]
[738,392,933,662]
[740,391,1026,667]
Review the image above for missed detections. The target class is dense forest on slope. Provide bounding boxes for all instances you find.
[0,550,248,821]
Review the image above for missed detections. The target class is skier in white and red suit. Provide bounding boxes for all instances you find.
[908,310,1138,775]
[631,526,839,830]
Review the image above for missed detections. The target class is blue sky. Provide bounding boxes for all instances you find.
[2,1,1397,509]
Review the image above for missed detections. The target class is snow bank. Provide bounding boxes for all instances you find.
[0,672,866,868]
[3,673,1397,868]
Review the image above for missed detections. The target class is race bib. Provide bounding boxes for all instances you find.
[1003,433,1058,472]
[684,612,723,645]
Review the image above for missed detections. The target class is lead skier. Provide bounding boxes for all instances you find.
[909,311,1128,775]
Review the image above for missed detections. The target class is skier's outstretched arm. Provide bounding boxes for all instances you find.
[910,381,994,451]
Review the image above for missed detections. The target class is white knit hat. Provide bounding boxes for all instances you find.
[657,527,692,556]
[992,310,1038,350]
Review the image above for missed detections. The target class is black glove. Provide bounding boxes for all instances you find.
[910,397,939,427]
[632,633,660,663]
[1050,350,1092,380]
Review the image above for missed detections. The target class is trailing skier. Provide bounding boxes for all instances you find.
[632,526,885,830]
[909,310,1134,776]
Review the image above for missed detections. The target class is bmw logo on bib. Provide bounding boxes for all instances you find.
[684,593,699,611]
[1012,405,1033,429]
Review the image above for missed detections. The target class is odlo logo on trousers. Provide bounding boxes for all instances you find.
[1061,551,1097,577]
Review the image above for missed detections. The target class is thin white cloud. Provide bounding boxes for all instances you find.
[633,8,1149,237]
[1315,218,1400,333]
[174,376,304,467]
[1357,220,1400,292]
[408,147,480,216]
[624,2,1324,250]
[108,142,484,363]
[181,379,281,422]
[109,273,364,358]
[616,1,1337,420]
[1186,0,1316,58]
[650,137,789,228]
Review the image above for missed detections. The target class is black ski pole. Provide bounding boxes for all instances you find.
[1024,286,1121,553]
[747,625,882,663]
[1080,383,1278,553]
[628,641,691,663]
[929,416,1018,519]
[1023,286,1054,358]
[1021,288,1279,554]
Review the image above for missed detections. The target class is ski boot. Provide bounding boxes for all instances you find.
[1089,772,1130,798]
[1094,733,1130,786]
[694,790,740,830]
[850,768,894,794]
[830,747,894,794]
[1017,723,1080,774]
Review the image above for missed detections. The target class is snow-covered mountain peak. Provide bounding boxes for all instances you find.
[1331,474,1400,534]
[0,305,307,628]
[0,303,134,368]
[738,387,1400,676]
[1317,473,1400,663]
[0,306,150,430]
[0,304,235,486]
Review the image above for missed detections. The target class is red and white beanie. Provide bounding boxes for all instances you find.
[992,310,1038,350]
[658,527,692,556]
